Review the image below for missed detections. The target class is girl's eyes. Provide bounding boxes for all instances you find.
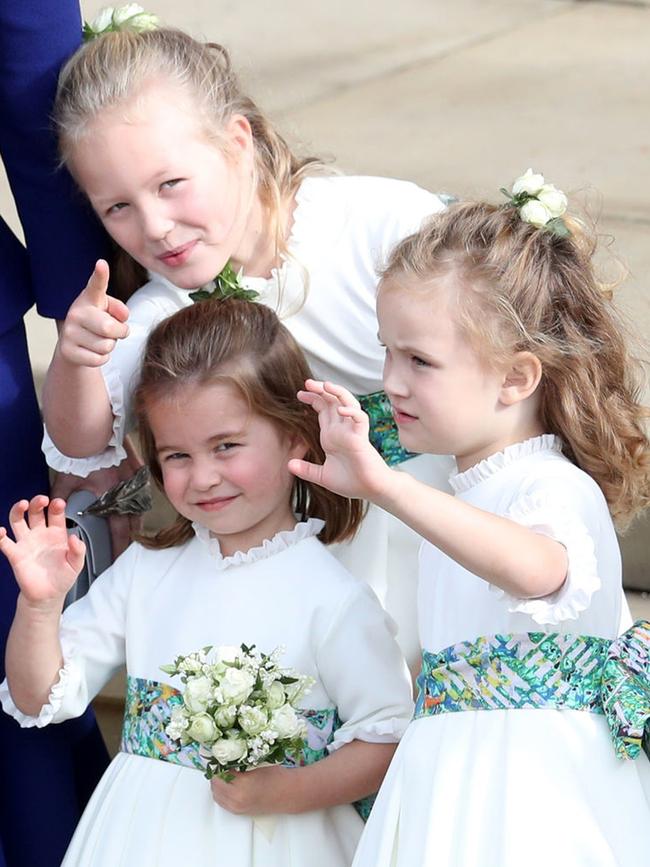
[215,442,239,453]
[106,202,129,216]
[163,452,189,462]
[160,178,183,191]
[411,355,431,368]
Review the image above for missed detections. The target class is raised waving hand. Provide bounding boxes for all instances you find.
[289,380,392,501]
[57,259,129,367]
[0,496,84,608]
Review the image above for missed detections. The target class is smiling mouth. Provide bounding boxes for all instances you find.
[194,495,239,512]
[158,241,197,265]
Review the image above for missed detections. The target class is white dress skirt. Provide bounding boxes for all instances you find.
[1,520,415,867]
[351,436,650,867]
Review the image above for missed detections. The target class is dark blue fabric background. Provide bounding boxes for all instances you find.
[0,3,109,864]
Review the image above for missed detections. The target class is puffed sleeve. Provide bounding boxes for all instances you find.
[0,543,141,727]
[315,583,414,752]
[42,282,189,474]
[489,471,607,625]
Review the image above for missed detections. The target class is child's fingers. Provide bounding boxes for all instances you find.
[8,500,30,541]
[322,381,360,409]
[106,295,130,327]
[296,389,318,407]
[0,527,17,561]
[67,534,87,574]
[288,458,325,486]
[27,495,50,530]
[46,498,68,531]
[303,378,326,394]
[82,260,110,309]
[338,405,369,426]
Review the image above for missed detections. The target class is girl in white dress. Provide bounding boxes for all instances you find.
[291,174,650,866]
[41,24,453,669]
[0,299,414,867]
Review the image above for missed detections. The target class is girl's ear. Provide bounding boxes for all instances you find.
[499,351,542,406]
[287,434,309,462]
[224,114,254,164]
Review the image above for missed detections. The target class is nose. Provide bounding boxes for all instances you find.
[190,456,222,491]
[140,204,174,242]
[383,352,409,399]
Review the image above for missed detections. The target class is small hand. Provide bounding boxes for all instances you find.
[57,260,130,367]
[289,380,392,501]
[0,497,85,608]
[210,765,293,815]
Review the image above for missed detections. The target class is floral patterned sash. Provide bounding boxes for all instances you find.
[357,390,417,467]
[120,677,373,819]
[414,621,650,761]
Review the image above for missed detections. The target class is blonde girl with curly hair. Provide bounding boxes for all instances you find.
[292,172,650,867]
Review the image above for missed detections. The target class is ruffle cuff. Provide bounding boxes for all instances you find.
[41,364,128,476]
[489,494,601,626]
[0,652,84,728]
[327,714,411,753]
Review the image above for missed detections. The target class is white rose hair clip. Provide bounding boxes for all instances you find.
[83,4,159,41]
[501,169,569,238]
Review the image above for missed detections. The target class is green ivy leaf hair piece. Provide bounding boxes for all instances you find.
[189,261,260,304]
[500,168,569,239]
[83,4,160,42]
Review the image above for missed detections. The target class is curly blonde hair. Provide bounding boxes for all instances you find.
[382,201,650,528]
[54,28,330,299]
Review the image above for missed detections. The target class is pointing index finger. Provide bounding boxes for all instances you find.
[83,260,111,309]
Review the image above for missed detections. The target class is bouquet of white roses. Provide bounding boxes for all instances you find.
[160,644,314,781]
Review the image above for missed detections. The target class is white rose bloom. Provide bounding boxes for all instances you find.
[512,168,545,197]
[90,7,115,31]
[214,705,238,729]
[536,184,568,219]
[165,707,189,741]
[183,676,214,713]
[220,667,255,705]
[128,12,160,31]
[186,713,219,744]
[239,705,268,736]
[211,737,248,765]
[266,681,286,710]
[269,705,306,740]
[112,4,144,24]
[519,199,552,228]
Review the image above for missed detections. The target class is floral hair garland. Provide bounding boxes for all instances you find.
[501,169,569,238]
[83,4,159,41]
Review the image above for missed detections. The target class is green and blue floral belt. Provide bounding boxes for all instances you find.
[120,677,373,820]
[414,621,650,761]
[357,390,417,467]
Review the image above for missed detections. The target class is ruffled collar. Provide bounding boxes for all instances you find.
[191,517,324,570]
[449,434,563,494]
[239,178,314,289]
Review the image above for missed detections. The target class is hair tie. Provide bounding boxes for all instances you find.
[500,169,569,238]
[189,262,260,304]
[83,4,160,41]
